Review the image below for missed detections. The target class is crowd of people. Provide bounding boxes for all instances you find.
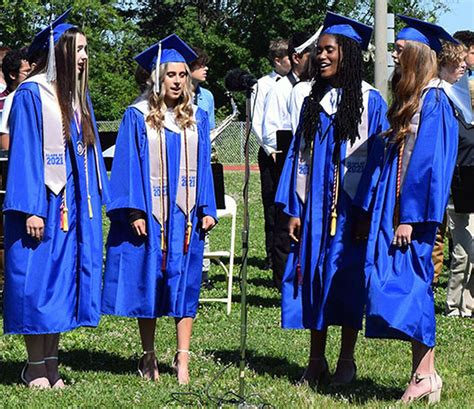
[0,6,472,405]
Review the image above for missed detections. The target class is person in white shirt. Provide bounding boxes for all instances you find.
[261,32,313,289]
[0,46,11,94]
[0,48,31,149]
[251,39,291,272]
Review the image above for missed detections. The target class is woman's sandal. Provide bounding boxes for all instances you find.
[172,349,190,385]
[137,350,159,381]
[330,358,357,387]
[299,357,330,388]
[44,356,65,389]
[401,372,443,404]
[20,360,50,389]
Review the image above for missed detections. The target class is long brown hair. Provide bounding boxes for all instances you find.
[387,40,438,143]
[146,62,195,131]
[29,27,95,145]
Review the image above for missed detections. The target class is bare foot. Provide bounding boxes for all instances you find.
[172,351,190,385]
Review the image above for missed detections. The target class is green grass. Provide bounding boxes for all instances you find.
[1,171,473,408]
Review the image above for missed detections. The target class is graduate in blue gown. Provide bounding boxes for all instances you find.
[354,16,459,403]
[102,35,217,385]
[275,12,388,386]
[2,10,109,388]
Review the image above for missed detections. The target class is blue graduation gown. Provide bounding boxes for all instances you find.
[102,106,217,318]
[276,88,388,330]
[3,82,110,335]
[356,88,458,347]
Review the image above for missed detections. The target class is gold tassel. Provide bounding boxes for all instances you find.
[87,195,93,219]
[183,221,192,253]
[61,206,69,232]
[330,211,337,236]
[161,227,166,251]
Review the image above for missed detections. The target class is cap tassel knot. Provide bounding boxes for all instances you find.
[46,23,57,83]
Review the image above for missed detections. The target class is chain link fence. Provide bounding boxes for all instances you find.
[97,120,260,165]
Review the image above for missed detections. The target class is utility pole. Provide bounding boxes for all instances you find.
[374,0,388,100]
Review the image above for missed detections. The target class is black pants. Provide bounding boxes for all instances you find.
[258,147,291,290]
[272,208,290,290]
[258,147,276,266]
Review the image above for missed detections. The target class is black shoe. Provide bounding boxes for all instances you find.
[263,258,273,270]
[202,280,214,290]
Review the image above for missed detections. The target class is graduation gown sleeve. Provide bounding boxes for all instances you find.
[353,91,389,212]
[399,88,458,225]
[274,131,303,218]
[3,85,48,218]
[106,107,148,217]
[195,109,217,221]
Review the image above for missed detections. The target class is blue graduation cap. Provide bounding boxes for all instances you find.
[321,12,373,51]
[28,8,75,57]
[134,34,198,73]
[135,34,197,94]
[396,15,458,53]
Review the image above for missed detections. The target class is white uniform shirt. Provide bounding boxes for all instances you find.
[250,71,281,147]
[0,90,15,134]
[262,72,298,155]
[288,81,312,135]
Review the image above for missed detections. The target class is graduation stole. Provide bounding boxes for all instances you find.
[133,99,199,256]
[394,79,444,226]
[295,81,373,205]
[22,74,103,231]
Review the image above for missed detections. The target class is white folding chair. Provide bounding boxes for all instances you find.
[200,194,236,314]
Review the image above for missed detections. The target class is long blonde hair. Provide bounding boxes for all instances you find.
[146,62,195,131]
[387,40,438,143]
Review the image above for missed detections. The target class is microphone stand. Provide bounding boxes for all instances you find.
[238,86,252,402]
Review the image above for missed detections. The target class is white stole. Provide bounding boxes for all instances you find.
[23,74,66,195]
[133,99,199,223]
[22,73,103,196]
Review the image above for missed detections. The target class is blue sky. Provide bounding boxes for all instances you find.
[437,0,474,34]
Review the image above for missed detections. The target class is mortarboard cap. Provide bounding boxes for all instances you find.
[28,8,75,57]
[396,15,458,53]
[134,34,198,73]
[321,12,373,51]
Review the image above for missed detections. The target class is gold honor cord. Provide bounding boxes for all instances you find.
[84,147,93,219]
[329,152,340,237]
[183,128,192,254]
[60,121,69,232]
[75,109,94,221]
[158,129,167,272]
[393,141,405,229]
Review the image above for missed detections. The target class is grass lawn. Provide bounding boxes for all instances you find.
[0,171,473,408]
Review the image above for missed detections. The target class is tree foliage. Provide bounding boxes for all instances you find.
[0,0,451,120]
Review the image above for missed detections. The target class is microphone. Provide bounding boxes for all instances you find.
[224,68,257,92]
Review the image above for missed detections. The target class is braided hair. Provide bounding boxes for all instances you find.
[300,34,364,151]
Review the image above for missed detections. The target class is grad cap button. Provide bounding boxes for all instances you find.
[396,15,459,53]
[134,34,198,73]
[28,8,76,57]
[321,11,373,51]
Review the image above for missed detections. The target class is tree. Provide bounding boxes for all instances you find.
[0,0,452,120]
[0,0,142,120]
